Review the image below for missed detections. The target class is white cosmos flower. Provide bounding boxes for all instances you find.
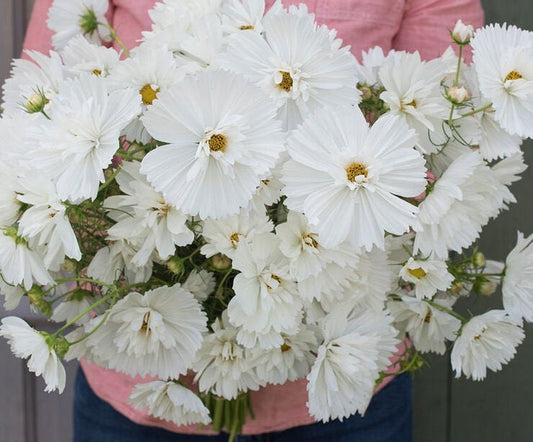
[109,43,185,143]
[252,326,318,385]
[47,0,111,50]
[17,176,81,271]
[462,66,523,161]
[141,69,284,219]
[129,381,211,426]
[228,233,301,339]
[388,295,461,354]
[51,296,93,325]
[0,280,25,311]
[221,0,266,35]
[200,208,273,259]
[307,307,399,422]
[61,35,120,78]
[193,312,263,400]
[0,317,66,393]
[415,151,509,258]
[0,169,21,228]
[29,74,141,202]
[297,260,359,304]
[276,211,357,281]
[399,257,454,300]
[182,269,216,302]
[502,232,533,322]
[87,240,153,285]
[355,46,391,87]
[379,51,449,154]
[471,24,533,138]
[105,161,194,265]
[2,50,65,118]
[85,285,207,378]
[144,0,223,52]
[320,246,395,314]
[214,4,359,129]
[490,152,527,209]
[451,310,524,380]
[0,227,54,290]
[282,106,426,251]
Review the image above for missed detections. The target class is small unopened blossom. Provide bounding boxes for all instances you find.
[24,91,48,114]
[448,86,470,104]
[452,19,475,44]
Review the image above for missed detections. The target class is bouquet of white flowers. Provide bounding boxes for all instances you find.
[1,0,532,439]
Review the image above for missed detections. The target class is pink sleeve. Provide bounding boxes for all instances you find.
[22,0,55,54]
[392,0,484,62]
[22,0,116,55]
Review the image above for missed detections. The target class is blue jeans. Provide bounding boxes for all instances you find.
[74,368,412,442]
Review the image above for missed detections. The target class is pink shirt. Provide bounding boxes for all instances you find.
[23,0,483,436]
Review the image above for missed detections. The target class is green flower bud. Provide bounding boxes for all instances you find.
[167,256,185,276]
[472,251,486,268]
[211,254,232,271]
[24,91,48,114]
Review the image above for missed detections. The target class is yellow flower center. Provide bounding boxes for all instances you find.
[140,311,151,333]
[240,25,254,30]
[302,233,319,248]
[92,69,102,76]
[504,70,523,82]
[230,232,241,247]
[473,327,487,341]
[423,310,432,323]
[208,134,227,152]
[140,84,160,105]
[266,274,282,290]
[280,343,291,352]
[152,200,170,216]
[408,267,427,279]
[278,71,293,92]
[346,163,368,182]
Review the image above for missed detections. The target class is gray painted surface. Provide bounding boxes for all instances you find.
[0,0,531,441]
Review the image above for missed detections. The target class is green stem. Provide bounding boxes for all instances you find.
[66,293,119,345]
[425,299,468,323]
[98,167,121,193]
[454,45,463,87]
[458,103,493,118]
[54,291,115,336]
[99,22,130,57]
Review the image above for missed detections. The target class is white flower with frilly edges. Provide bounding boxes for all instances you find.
[0,317,66,393]
[471,24,533,138]
[451,310,524,380]
[283,107,426,251]
[141,69,284,219]
[84,285,207,379]
[129,381,211,426]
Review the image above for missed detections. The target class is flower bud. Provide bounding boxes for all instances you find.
[474,278,497,296]
[448,86,470,104]
[451,19,474,45]
[28,286,52,316]
[167,256,185,276]
[359,86,372,101]
[472,251,486,268]
[24,92,48,114]
[211,253,232,270]
[60,258,77,273]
